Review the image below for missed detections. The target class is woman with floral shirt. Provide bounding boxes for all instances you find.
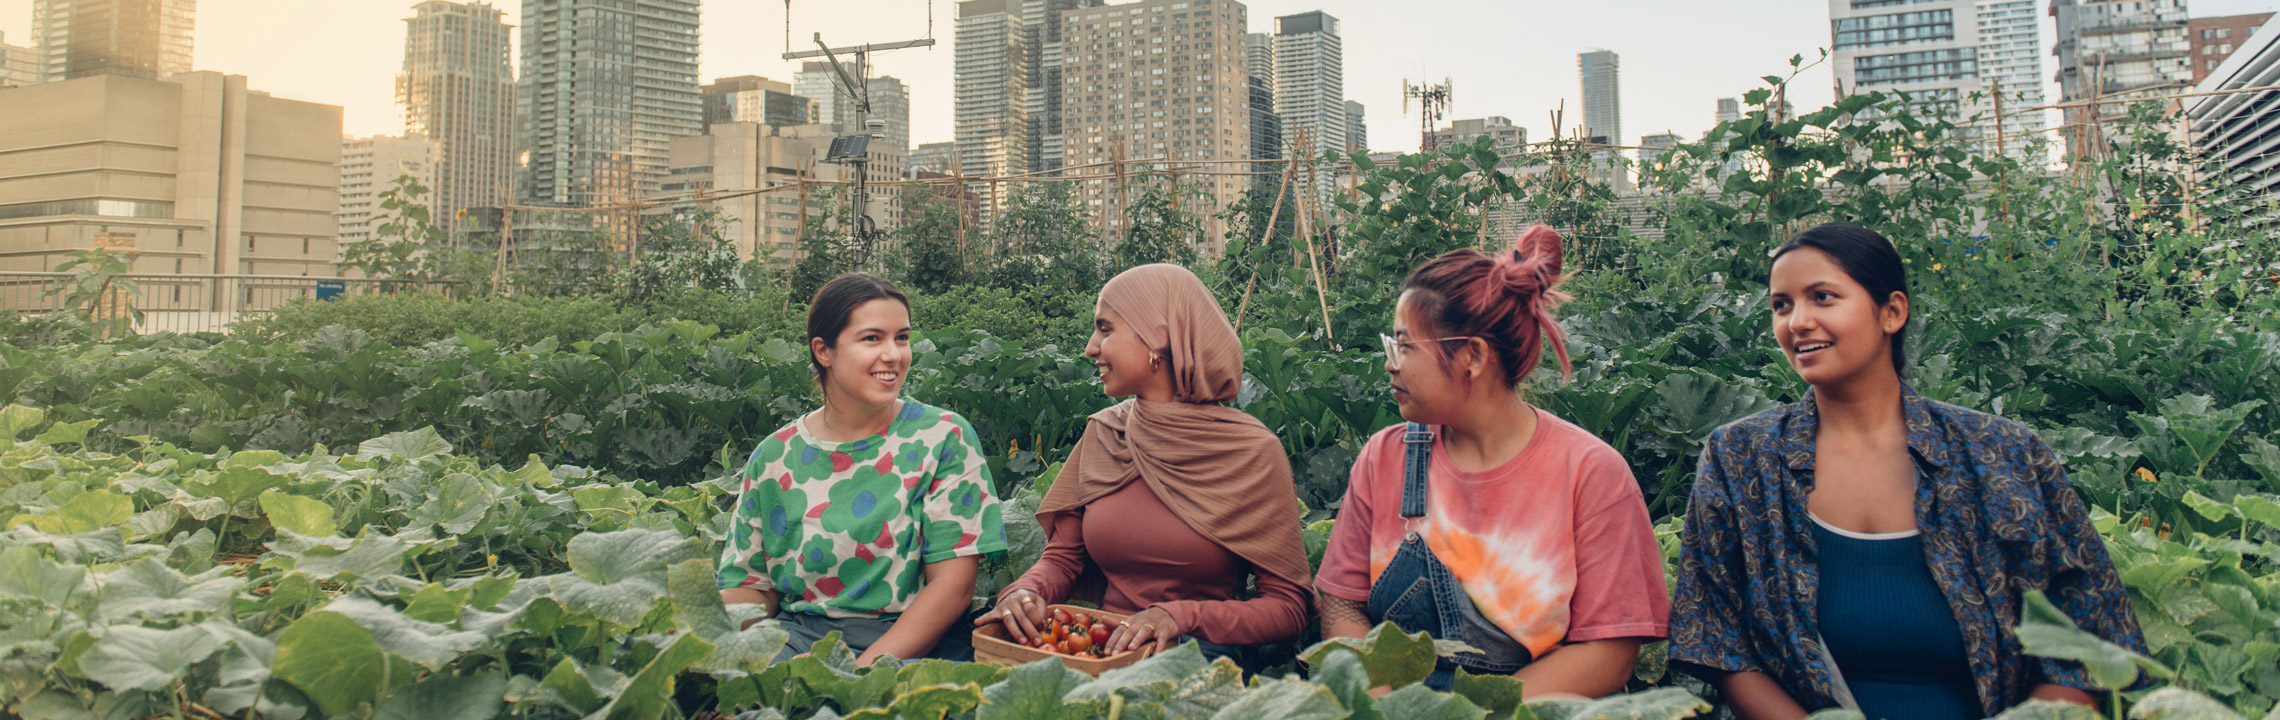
[718,273,1007,665]
[1670,224,2143,720]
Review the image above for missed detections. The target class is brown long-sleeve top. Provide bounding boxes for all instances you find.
[1002,479,1311,646]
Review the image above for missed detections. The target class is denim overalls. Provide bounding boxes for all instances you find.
[1364,423,1534,690]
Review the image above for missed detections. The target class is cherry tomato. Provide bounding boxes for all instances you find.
[1051,608,1073,625]
[1090,623,1111,645]
[1072,611,1092,627]
[1070,632,1091,653]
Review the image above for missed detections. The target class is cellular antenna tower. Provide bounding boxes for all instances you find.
[782,1,937,244]
[1404,78,1453,153]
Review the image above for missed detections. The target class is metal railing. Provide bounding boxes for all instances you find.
[0,272,452,335]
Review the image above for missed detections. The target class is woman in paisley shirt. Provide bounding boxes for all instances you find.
[978,264,1313,666]
[1670,223,2144,720]
[718,273,1007,665]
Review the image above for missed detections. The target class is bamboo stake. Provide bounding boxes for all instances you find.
[1233,151,1299,334]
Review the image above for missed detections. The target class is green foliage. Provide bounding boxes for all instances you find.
[897,192,978,295]
[339,174,490,289]
[1117,174,1204,268]
[620,208,755,302]
[46,247,141,338]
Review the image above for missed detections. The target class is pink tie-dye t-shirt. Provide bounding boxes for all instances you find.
[1315,409,1670,655]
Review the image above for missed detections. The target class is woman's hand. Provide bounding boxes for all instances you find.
[1103,606,1182,655]
[975,588,1050,645]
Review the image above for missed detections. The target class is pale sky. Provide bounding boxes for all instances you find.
[4,0,2275,152]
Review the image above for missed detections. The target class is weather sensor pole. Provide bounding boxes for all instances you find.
[784,33,935,247]
[1404,78,1453,153]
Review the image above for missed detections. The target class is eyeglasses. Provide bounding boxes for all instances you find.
[1380,333,1479,371]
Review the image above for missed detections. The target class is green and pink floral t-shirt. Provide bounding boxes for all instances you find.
[717,399,1008,618]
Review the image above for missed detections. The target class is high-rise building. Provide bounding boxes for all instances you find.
[1061,0,1252,249]
[1245,33,1275,87]
[1715,97,1741,124]
[1273,12,1346,158]
[1344,100,1367,152]
[954,0,1031,211]
[1578,50,1621,147]
[1244,34,1282,184]
[1,32,39,87]
[398,1,514,237]
[1977,0,2048,158]
[0,72,341,279]
[2191,13,2271,82]
[1577,50,1628,192]
[2188,22,2280,224]
[702,75,815,128]
[865,77,913,156]
[337,135,439,246]
[30,0,195,82]
[790,65,912,155]
[1829,0,2046,158]
[516,0,702,212]
[910,141,961,175]
[2053,0,2192,152]
[1028,0,1106,174]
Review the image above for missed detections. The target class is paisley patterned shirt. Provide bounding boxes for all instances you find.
[717,399,1008,619]
[1670,386,2145,715]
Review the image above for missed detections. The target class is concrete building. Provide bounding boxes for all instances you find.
[1273,11,1345,158]
[954,0,1031,211]
[660,123,900,263]
[1427,116,1527,155]
[2188,21,2280,225]
[31,0,194,83]
[2191,13,2271,81]
[336,135,438,246]
[702,75,816,128]
[2053,0,2193,153]
[0,72,342,281]
[2,32,39,87]
[398,1,514,238]
[516,0,702,212]
[910,141,961,175]
[1637,132,1680,185]
[1345,100,1367,152]
[1060,0,1253,249]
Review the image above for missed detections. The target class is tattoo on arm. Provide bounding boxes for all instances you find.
[1319,592,1369,627]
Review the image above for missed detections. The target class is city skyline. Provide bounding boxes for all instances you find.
[4,0,2279,157]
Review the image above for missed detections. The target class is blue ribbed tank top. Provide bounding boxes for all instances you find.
[1812,513,1982,720]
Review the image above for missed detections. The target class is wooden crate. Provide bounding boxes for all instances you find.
[971,604,1154,676]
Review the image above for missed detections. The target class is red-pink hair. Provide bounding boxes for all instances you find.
[1400,224,1572,386]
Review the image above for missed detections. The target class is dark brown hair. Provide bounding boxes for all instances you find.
[806,273,910,383]
[1401,224,1573,387]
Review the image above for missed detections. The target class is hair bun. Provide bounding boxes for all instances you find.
[1485,225,1565,295]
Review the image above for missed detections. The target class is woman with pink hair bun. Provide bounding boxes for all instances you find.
[1314,225,1670,697]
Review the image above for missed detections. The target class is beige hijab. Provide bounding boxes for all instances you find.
[1037,264,1314,596]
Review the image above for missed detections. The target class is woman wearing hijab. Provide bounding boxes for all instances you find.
[975,264,1312,661]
